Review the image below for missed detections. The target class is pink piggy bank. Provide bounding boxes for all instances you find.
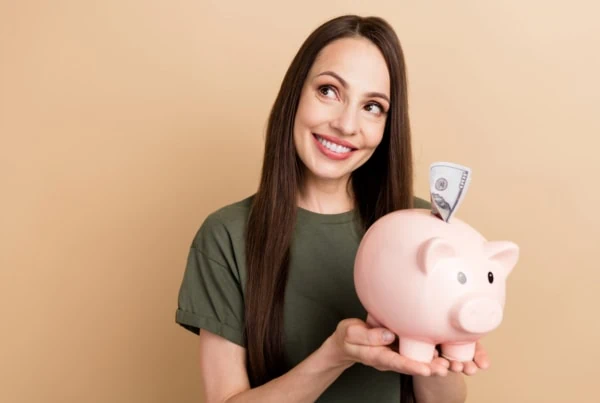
[354,209,519,363]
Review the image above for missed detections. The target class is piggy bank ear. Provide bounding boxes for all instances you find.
[484,241,520,276]
[418,237,456,275]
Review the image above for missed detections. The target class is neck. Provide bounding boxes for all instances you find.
[297,173,354,214]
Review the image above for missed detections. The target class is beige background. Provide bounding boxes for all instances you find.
[1,1,598,402]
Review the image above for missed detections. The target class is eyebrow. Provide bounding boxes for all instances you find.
[315,70,390,104]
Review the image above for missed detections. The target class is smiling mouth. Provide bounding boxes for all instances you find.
[313,134,357,154]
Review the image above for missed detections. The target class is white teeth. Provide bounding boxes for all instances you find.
[317,136,352,153]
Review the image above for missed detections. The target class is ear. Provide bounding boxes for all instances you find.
[418,237,456,275]
[483,241,520,276]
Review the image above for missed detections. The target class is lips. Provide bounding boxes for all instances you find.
[312,133,356,161]
[312,133,357,150]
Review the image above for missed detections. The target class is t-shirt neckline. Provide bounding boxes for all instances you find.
[296,206,357,224]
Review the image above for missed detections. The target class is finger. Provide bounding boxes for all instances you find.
[394,355,432,376]
[361,346,432,376]
[374,349,432,376]
[431,357,450,375]
[462,361,478,376]
[449,360,464,373]
[345,324,396,346]
[430,361,448,376]
[473,343,490,369]
[433,356,450,369]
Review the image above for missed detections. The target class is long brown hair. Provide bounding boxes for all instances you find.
[244,14,415,401]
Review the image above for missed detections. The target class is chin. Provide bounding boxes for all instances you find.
[305,165,352,182]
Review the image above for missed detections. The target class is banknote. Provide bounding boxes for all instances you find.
[429,162,472,223]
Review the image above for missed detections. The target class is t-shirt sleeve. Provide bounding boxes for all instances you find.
[175,214,245,347]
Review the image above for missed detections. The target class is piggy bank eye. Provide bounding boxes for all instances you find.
[488,272,494,284]
[457,272,467,284]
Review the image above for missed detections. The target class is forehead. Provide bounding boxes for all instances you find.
[308,37,390,96]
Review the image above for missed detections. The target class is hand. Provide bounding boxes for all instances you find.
[441,341,490,376]
[328,318,448,377]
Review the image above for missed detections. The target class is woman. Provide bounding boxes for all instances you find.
[176,15,488,403]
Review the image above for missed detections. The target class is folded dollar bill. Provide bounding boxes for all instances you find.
[429,162,472,223]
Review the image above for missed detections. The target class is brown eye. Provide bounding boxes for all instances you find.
[365,103,383,115]
[318,85,336,99]
[488,272,494,284]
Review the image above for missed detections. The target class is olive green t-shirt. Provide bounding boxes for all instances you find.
[175,195,431,402]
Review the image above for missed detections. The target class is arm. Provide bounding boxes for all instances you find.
[200,329,350,403]
[199,319,444,403]
[412,373,466,403]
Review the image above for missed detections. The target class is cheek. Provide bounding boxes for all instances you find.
[295,94,327,130]
[362,123,386,149]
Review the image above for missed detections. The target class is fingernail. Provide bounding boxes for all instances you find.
[382,331,394,342]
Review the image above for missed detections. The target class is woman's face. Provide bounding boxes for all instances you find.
[293,37,391,186]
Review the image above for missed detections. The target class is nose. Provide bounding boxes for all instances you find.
[330,104,359,136]
[452,298,504,334]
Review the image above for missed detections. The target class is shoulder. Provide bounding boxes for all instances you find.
[205,194,254,229]
[412,195,431,210]
[192,195,254,251]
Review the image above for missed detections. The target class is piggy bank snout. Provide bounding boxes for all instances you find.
[452,298,504,334]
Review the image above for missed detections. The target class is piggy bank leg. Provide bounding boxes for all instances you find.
[398,338,436,363]
[440,342,476,362]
